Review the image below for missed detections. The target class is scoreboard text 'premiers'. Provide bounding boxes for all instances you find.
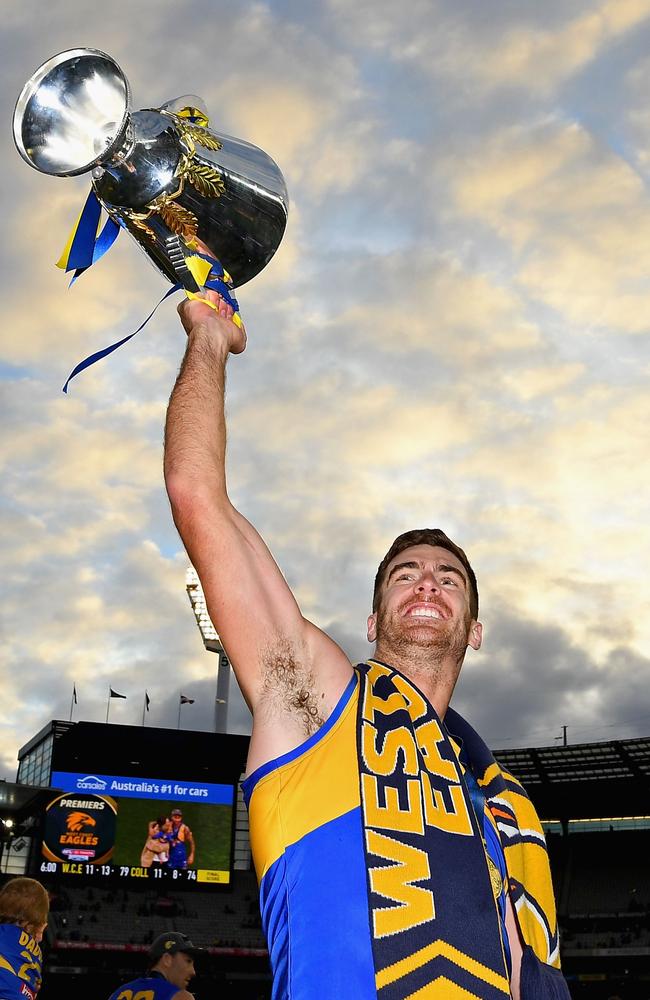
[42,792,117,864]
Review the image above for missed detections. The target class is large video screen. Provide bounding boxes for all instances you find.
[38,770,234,887]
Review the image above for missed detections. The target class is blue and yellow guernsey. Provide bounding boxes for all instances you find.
[108,972,181,1000]
[243,661,564,1000]
[0,924,43,1000]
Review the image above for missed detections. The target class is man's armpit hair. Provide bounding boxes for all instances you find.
[260,636,324,736]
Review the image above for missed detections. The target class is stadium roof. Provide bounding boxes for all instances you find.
[0,780,55,829]
[494,736,650,821]
[13,720,650,824]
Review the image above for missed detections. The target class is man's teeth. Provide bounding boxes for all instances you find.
[410,608,441,618]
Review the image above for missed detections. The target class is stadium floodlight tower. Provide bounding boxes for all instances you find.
[185,567,230,734]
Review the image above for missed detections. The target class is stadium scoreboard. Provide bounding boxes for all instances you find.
[30,722,249,891]
[39,862,228,884]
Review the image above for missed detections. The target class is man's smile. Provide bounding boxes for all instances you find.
[402,601,449,620]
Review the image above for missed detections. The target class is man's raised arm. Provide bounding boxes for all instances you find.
[163,292,351,731]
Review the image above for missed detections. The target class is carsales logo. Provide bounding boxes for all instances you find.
[77,775,107,790]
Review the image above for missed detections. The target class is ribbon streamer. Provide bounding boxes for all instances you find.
[56,190,121,285]
[62,285,180,394]
[59,190,242,391]
[61,254,241,393]
[189,252,242,326]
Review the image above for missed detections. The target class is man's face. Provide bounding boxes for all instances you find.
[367,544,482,657]
[171,812,182,826]
[164,951,195,989]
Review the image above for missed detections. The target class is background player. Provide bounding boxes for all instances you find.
[141,817,171,869]
[108,931,201,1000]
[168,809,195,869]
[0,876,49,1000]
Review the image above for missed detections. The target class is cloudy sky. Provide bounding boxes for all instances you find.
[2,0,650,780]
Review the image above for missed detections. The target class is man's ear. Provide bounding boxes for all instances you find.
[367,613,377,643]
[468,620,483,651]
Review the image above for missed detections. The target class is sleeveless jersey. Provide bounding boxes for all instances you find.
[108,973,181,1000]
[0,924,43,1000]
[243,667,562,999]
[168,834,188,868]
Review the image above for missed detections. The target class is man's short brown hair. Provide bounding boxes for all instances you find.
[0,877,49,933]
[372,528,479,619]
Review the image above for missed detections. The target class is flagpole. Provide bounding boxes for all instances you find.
[177,694,182,730]
[69,684,75,722]
[142,692,148,727]
[106,686,111,724]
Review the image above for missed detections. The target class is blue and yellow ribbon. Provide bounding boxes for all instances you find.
[56,190,120,285]
[59,194,242,392]
[184,252,243,328]
[176,106,210,127]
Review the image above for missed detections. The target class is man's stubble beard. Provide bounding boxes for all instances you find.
[375,601,471,671]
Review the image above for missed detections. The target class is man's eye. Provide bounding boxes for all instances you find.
[441,577,456,586]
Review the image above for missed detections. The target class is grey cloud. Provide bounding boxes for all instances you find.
[0,653,252,778]
[453,608,650,749]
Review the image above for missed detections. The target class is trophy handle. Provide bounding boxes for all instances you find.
[159,95,209,125]
[165,235,201,292]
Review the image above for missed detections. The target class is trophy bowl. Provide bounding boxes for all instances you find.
[14,48,131,177]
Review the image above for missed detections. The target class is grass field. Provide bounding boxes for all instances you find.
[112,797,233,870]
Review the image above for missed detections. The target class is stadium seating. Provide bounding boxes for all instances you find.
[47,871,266,952]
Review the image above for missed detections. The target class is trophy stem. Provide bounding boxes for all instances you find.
[92,118,135,174]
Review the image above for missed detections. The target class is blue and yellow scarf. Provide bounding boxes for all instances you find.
[356,659,560,998]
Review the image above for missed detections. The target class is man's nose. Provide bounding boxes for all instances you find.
[416,572,439,594]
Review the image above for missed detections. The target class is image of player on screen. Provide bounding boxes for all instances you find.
[140,817,172,869]
[168,809,195,869]
[111,797,229,873]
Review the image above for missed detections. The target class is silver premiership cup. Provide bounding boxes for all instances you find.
[13,48,289,290]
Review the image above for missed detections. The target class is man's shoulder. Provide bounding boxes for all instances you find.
[0,921,20,941]
[0,922,38,958]
[499,767,527,793]
[109,975,179,999]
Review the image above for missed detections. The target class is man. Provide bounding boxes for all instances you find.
[167,809,195,869]
[107,931,200,1000]
[0,877,49,999]
[164,291,570,999]
[141,817,171,868]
